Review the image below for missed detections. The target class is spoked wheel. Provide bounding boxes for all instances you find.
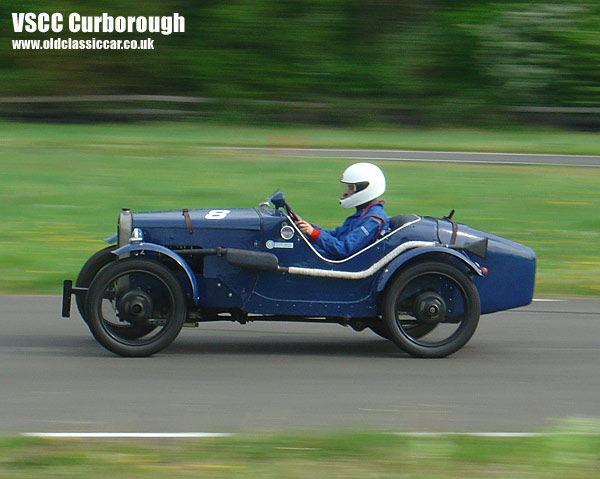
[85,257,187,357]
[370,322,436,340]
[382,261,480,358]
[75,246,157,340]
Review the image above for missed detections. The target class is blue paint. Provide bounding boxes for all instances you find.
[99,193,535,319]
[103,234,117,244]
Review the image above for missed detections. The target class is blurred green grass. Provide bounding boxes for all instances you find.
[1,121,599,296]
[2,424,600,478]
[3,121,600,153]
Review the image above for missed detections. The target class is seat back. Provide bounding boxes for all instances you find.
[388,214,419,231]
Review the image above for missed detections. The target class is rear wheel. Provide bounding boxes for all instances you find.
[382,261,480,358]
[85,257,186,357]
[369,323,391,340]
[370,322,436,340]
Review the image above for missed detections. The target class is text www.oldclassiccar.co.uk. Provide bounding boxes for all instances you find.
[12,38,155,50]
[11,12,185,51]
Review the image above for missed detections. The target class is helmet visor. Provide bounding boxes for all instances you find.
[340,180,370,200]
[340,182,356,200]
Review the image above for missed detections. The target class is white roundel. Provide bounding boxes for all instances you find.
[205,209,230,219]
[280,225,295,240]
[339,162,386,209]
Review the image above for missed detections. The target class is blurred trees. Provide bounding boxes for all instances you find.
[469,3,600,107]
[2,1,599,124]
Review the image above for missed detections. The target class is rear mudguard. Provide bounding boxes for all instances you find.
[112,242,200,304]
[374,246,483,292]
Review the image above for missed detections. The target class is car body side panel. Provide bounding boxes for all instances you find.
[473,238,536,314]
[125,206,535,318]
[244,209,379,316]
[243,210,439,317]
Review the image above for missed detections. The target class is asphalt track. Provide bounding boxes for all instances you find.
[1,296,599,435]
[209,147,600,168]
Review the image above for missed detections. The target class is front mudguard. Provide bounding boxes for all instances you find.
[112,242,200,304]
[104,234,117,244]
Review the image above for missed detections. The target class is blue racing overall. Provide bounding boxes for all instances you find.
[307,201,389,260]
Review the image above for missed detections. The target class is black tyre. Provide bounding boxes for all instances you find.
[382,261,480,358]
[370,322,436,340]
[369,323,391,340]
[75,245,116,320]
[85,257,187,357]
[76,246,157,340]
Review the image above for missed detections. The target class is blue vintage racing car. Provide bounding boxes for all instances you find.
[62,191,535,358]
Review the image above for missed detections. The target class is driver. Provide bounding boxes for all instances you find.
[295,162,389,259]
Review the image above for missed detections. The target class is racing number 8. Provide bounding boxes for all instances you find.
[205,209,231,220]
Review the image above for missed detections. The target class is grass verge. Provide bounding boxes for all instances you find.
[3,121,600,154]
[2,425,600,478]
[1,121,599,296]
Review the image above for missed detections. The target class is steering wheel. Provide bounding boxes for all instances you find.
[261,191,300,221]
[282,200,299,222]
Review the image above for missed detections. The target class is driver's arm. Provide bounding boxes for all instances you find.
[295,219,315,237]
[312,218,383,259]
[296,216,344,241]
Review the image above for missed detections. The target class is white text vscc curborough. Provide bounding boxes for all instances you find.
[12,13,185,36]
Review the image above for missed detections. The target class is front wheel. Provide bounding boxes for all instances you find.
[75,245,116,321]
[85,257,187,357]
[382,261,480,358]
[75,246,157,340]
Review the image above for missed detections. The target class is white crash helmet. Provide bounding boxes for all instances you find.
[339,162,386,209]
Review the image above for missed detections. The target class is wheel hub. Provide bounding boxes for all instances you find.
[414,292,446,324]
[118,290,153,324]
